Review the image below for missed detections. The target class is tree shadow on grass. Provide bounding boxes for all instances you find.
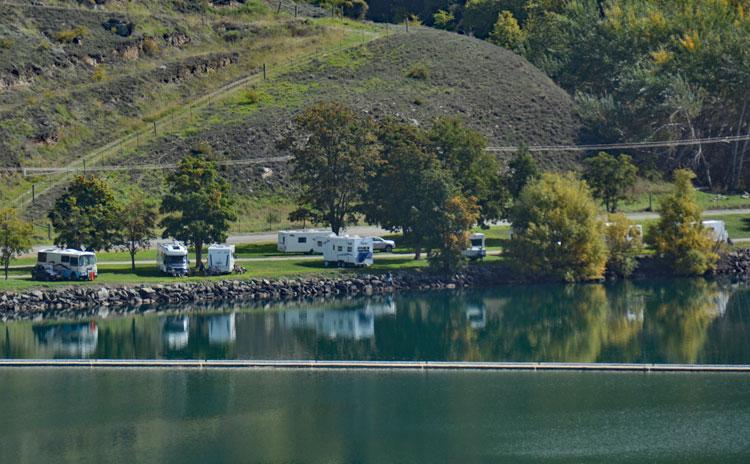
[741,218,750,233]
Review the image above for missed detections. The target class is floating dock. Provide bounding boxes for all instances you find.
[1,359,750,372]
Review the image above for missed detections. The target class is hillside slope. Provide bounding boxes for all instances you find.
[115,27,580,198]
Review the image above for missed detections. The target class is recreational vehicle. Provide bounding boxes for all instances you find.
[277,229,336,254]
[31,248,97,281]
[462,233,486,261]
[207,244,235,274]
[323,235,374,267]
[702,220,729,243]
[157,241,189,276]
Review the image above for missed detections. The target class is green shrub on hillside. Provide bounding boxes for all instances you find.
[53,26,89,43]
[142,38,160,56]
[0,38,13,50]
[406,62,429,80]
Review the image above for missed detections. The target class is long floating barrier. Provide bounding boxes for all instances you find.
[1,359,750,372]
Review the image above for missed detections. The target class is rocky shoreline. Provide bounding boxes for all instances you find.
[0,266,506,321]
[3,252,749,322]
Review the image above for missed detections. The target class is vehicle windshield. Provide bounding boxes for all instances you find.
[82,255,96,266]
[166,255,187,265]
[471,239,483,247]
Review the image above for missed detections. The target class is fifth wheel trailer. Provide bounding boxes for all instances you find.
[277,229,336,254]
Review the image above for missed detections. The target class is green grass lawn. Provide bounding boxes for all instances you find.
[1,252,507,291]
[621,189,750,213]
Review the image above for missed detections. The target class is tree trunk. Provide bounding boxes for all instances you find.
[130,248,136,273]
[4,261,7,281]
[195,240,203,268]
[414,236,422,260]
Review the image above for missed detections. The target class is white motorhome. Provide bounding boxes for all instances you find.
[277,229,336,254]
[32,248,97,281]
[462,233,486,261]
[702,220,729,243]
[323,235,374,267]
[157,241,189,276]
[207,244,235,274]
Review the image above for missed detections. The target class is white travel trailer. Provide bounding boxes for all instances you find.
[277,229,336,254]
[157,241,189,276]
[323,235,374,267]
[207,244,235,274]
[702,220,729,243]
[32,248,97,281]
[462,233,486,261]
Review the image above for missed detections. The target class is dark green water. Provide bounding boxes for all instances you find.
[3,278,749,364]
[1,369,749,463]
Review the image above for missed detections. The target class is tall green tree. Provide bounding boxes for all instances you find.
[160,156,237,266]
[363,119,454,259]
[583,152,638,213]
[604,212,643,278]
[504,147,539,200]
[506,172,607,282]
[647,169,718,276]
[286,102,379,234]
[429,117,505,224]
[48,176,120,251]
[116,194,158,273]
[0,208,32,280]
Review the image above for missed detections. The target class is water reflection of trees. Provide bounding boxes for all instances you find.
[0,280,744,363]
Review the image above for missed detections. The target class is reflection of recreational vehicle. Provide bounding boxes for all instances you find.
[157,241,189,276]
[702,220,729,243]
[208,313,236,345]
[162,316,189,350]
[466,305,486,329]
[462,233,486,261]
[323,236,374,267]
[365,298,397,317]
[207,244,235,274]
[32,321,98,357]
[281,308,375,340]
[32,248,97,281]
[277,230,336,254]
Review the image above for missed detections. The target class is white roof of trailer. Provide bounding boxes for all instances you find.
[39,248,95,256]
[208,244,235,251]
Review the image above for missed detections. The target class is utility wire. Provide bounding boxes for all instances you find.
[485,134,750,152]
[4,134,750,176]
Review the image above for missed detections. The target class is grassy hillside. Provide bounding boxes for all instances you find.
[1,1,580,231]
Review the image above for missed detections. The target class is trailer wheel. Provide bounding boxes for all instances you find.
[385,245,393,253]
[337,261,344,268]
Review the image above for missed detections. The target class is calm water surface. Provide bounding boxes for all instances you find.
[2,278,749,364]
[0,369,749,463]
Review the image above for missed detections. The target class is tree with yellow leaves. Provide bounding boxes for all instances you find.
[647,169,718,276]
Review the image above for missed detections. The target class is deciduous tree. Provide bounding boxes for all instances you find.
[160,156,237,266]
[506,172,607,282]
[116,194,157,273]
[647,169,718,275]
[583,151,637,213]
[285,102,379,235]
[48,175,120,251]
[0,208,32,280]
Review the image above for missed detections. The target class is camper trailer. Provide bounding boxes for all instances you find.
[157,241,189,276]
[323,235,374,267]
[462,233,486,261]
[277,229,336,254]
[31,248,97,281]
[702,220,729,243]
[207,244,235,274]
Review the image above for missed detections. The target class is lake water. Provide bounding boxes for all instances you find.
[1,369,749,463]
[2,278,749,364]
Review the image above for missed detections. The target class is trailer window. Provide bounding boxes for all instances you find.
[298,237,307,244]
[337,246,343,252]
[61,256,69,264]
[347,246,352,252]
[69,257,79,266]
[471,238,483,247]
[37,252,47,263]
